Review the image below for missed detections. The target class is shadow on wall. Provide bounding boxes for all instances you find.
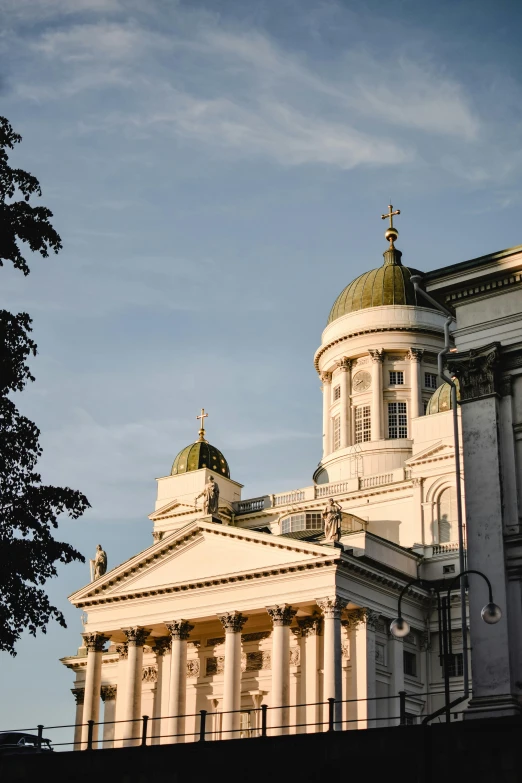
[367,519,401,544]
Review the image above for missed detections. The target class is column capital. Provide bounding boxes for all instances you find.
[122,627,150,647]
[152,636,172,656]
[368,349,384,364]
[71,687,85,705]
[267,604,297,627]
[82,632,109,652]
[316,596,347,619]
[446,342,501,402]
[116,642,128,659]
[166,620,194,641]
[100,685,117,702]
[342,607,380,630]
[297,613,323,636]
[499,374,513,397]
[407,347,424,362]
[218,611,248,633]
[320,371,332,384]
[338,357,351,372]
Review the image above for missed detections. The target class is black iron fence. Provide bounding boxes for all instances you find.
[2,689,467,752]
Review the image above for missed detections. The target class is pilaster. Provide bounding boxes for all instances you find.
[368,350,384,441]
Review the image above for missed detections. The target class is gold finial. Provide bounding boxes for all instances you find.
[196,408,208,442]
[381,204,400,247]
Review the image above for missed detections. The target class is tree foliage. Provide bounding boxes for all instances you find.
[0,116,89,655]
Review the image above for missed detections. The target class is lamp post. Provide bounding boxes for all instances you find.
[390,570,501,723]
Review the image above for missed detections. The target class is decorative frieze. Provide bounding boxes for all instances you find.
[166,620,194,641]
[447,342,500,402]
[71,688,85,705]
[297,614,323,637]
[101,685,117,701]
[218,612,248,634]
[187,659,201,678]
[142,666,158,683]
[206,637,225,647]
[82,633,109,653]
[316,596,347,620]
[267,604,297,627]
[289,647,300,666]
[242,631,271,643]
[122,627,150,647]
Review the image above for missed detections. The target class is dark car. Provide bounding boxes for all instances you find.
[0,732,53,754]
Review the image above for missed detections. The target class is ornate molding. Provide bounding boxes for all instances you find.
[218,612,248,634]
[116,643,128,660]
[242,631,271,643]
[142,666,158,683]
[289,647,301,666]
[187,659,201,677]
[447,342,501,402]
[82,633,109,653]
[338,357,351,372]
[316,596,347,619]
[266,604,297,627]
[100,685,117,701]
[71,688,85,705]
[206,636,225,647]
[122,627,150,647]
[320,371,332,384]
[152,636,171,657]
[166,620,194,641]
[297,614,323,637]
[152,531,164,543]
[342,607,380,630]
[368,349,384,364]
[407,348,424,362]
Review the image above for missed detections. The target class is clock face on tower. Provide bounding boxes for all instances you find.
[352,370,372,393]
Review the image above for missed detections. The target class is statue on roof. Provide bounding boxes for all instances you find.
[196,475,220,516]
[91,544,107,581]
[323,499,342,543]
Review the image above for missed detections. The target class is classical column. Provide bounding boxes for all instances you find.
[267,605,297,736]
[152,637,171,745]
[349,609,378,729]
[297,614,322,733]
[81,632,108,749]
[321,371,332,457]
[166,620,193,744]
[71,688,84,750]
[100,685,117,748]
[408,348,424,420]
[368,350,384,441]
[317,597,347,730]
[388,636,404,727]
[218,611,248,739]
[122,627,149,746]
[338,357,351,448]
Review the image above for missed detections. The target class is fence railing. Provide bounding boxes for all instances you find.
[4,689,468,753]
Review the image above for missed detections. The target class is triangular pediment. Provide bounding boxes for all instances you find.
[70,521,330,605]
[149,499,192,521]
[406,441,454,466]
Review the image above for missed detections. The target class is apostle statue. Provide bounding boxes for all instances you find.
[195,475,220,516]
[323,499,343,543]
[90,544,107,581]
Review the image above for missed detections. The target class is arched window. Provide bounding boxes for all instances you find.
[437,487,457,543]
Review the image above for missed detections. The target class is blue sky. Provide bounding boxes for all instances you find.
[1,0,521,736]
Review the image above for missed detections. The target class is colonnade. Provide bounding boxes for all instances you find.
[75,598,382,746]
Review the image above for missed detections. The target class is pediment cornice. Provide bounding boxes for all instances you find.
[405,441,454,467]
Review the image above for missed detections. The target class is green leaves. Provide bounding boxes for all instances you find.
[0,117,89,655]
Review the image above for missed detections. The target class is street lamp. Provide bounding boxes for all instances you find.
[390,570,501,723]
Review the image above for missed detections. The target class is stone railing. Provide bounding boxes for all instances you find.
[273,490,306,506]
[315,481,354,498]
[432,541,461,555]
[236,497,267,515]
[359,473,394,489]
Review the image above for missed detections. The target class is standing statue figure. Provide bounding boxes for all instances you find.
[322,499,343,543]
[91,544,107,581]
[195,475,220,516]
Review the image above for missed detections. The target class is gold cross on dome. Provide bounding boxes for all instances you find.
[196,408,208,441]
[381,204,400,229]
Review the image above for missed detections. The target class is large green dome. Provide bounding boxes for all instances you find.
[327,246,425,325]
[171,440,230,478]
[426,379,460,415]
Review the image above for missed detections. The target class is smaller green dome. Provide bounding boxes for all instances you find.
[171,441,230,478]
[426,379,460,415]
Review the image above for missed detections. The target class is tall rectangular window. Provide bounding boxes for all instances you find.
[444,652,464,678]
[425,372,438,389]
[388,402,407,439]
[403,650,417,677]
[333,414,341,450]
[355,405,371,443]
[333,384,341,400]
[389,371,404,385]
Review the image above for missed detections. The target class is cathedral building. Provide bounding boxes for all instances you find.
[63,212,482,747]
